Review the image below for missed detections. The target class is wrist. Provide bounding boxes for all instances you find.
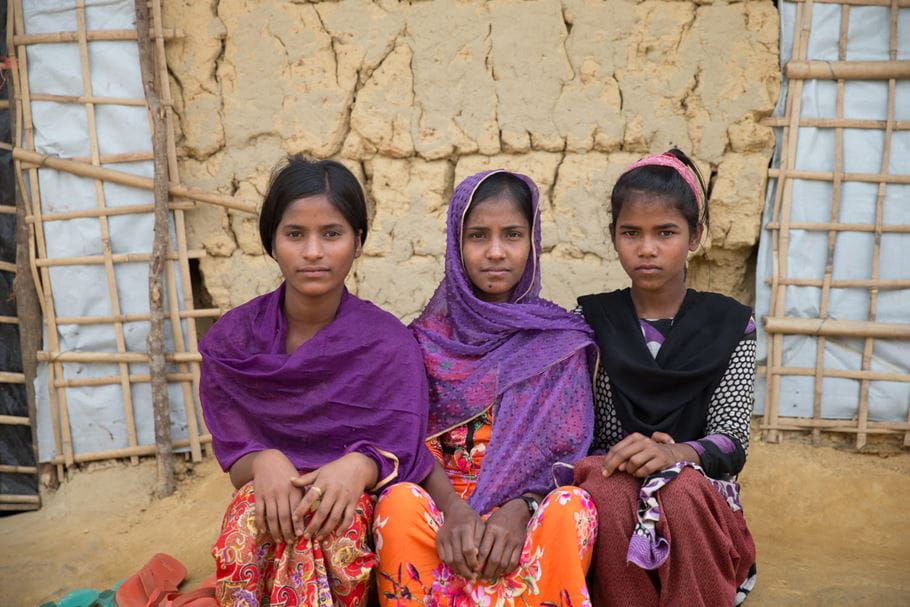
[505,497,534,521]
[346,451,378,490]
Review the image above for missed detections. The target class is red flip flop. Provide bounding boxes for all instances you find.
[115,553,187,607]
[157,586,217,607]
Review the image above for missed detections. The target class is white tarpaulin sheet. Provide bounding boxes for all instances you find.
[755,3,910,421]
[24,0,195,462]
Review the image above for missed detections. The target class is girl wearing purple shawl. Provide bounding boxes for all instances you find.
[374,171,598,606]
[200,157,434,607]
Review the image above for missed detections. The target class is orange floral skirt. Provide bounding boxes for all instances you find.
[212,483,374,607]
[373,483,597,607]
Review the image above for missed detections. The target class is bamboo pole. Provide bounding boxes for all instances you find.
[48,434,213,465]
[27,201,195,223]
[760,116,910,129]
[0,415,30,426]
[13,0,70,471]
[76,0,141,465]
[55,372,194,389]
[26,93,161,107]
[0,494,40,504]
[0,260,16,272]
[760,422,910,434]
[788,0,910,6]
[34,249,203,267]
[765,0,814,443]
[11,148,257,213]
[0,316,18,324]
[767,278,910,289]
[150,0,202,463]
[767,167,910,185]
[0,204,15,213]
[0,372,26,384]
[763,318,910,339]
[809,8,850,444]
[37,351,201,363]
[55,308,220,325]
[768,366,910,383]
[786,59,910,80]
[136,0,175,496]
[13,28,183,45]
[0,465,38,474]
[764,222,910,233]
[0,503,39,511]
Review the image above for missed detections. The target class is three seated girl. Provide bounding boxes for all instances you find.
[200,150,757,607]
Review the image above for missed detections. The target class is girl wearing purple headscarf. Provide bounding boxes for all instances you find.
[200,157,434,607]
[373,171,598,606]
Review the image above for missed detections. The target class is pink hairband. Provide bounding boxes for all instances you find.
[623,153,704,211]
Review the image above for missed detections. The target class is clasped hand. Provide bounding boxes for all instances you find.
[436,497,530,583]
[251,450,376,544]
[601,431,683,478]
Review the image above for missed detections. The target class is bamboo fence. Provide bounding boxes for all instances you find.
[760,0,909,448]
[4,0,256,479]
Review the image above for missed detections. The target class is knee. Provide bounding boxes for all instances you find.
[657,468,708,507]
[374,482,432,526]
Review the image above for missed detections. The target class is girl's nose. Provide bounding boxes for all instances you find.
[302,237,324,259]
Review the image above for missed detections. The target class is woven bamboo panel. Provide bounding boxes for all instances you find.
[761,0,909,448]
[6,0,223,471]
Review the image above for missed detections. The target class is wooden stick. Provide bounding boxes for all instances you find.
[0,415,30,426]
[788,0,910,6]
[55,372,194,388]
[49,434,213,465]
[0,315,18,324]
[763,317,910,339]
[0,465,38,474]
[166,257,203,461]
[27,201,195,223]
[0,494,40,504]
[759,423,909,435]
[0,204,16,214]
[767,167,910,184]
[0,372,25,384]
[136,0,175,496]
[768,366,910,383]
[786,59,910,80]
[11,148,257,213]
[0,503,39,511]
[76,0,142,466]
[55,308,220,325]
[70,151,156,165]
[13,0,71,468]
[766,278,910,289]
[13,28,183,45]
[35,249,204,267]
[37,351,201,363]
[26,93,161,107]
[764,222,910,233]
[759,116,910,130]
[0,260,16,272]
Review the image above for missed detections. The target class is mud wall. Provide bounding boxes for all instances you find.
[163,0,780,319]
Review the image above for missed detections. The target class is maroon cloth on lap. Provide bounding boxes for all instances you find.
[575,456,755,607]
[200,284,435,486]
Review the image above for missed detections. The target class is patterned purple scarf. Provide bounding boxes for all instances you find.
[411,170,596,512]
[200,285,434,487]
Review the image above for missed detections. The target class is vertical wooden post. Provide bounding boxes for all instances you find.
[135,0,174,497]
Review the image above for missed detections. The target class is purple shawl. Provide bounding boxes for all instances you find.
[199,284,434,489]
[411,169,596,513]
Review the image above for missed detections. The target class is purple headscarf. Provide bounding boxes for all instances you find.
[411,169,596,513]
[200,284,434,489]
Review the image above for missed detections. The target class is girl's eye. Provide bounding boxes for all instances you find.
[287,230,302,238]
[622,230,638,237]
[325,230,341,238]
[467,232,485,240]
[507,231,524,239]
[660,230,676,237]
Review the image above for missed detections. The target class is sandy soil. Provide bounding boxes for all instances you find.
[1,440,908,607]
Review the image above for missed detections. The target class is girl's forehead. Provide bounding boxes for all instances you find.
[615,196,686,223]
[464,194,529,225]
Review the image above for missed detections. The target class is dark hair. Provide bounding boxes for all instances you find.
[258,155,368,255]
[466,172,534,227]
[610,148,708,236]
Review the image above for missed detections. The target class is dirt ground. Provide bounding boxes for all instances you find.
[1,440,908,607]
